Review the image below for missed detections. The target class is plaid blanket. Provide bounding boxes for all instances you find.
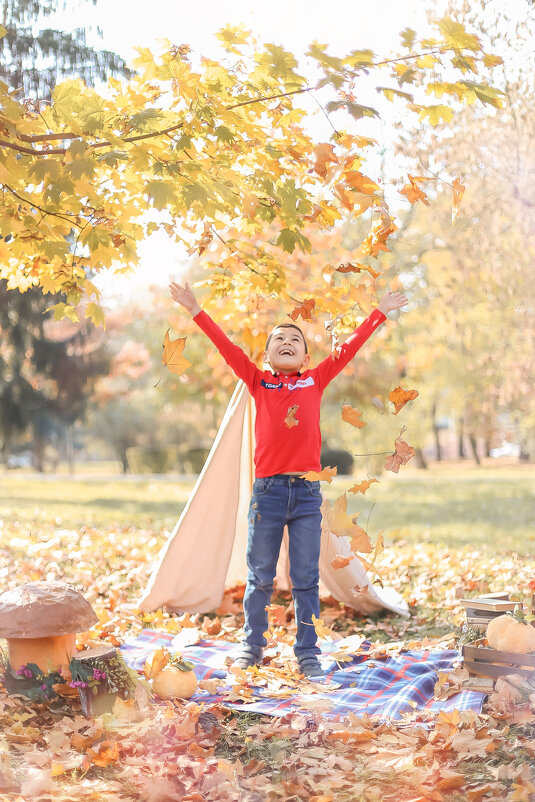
[121,629,485,720]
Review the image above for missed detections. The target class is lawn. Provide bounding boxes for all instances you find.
[1,461,533,553]
[0,461,534,801]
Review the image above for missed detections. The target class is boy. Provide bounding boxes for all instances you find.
[170,281,407,677]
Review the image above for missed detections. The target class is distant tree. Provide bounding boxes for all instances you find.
[0,0,131,98]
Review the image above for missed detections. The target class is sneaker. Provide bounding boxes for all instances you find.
[233,651,262,670]
[298,656,324,678]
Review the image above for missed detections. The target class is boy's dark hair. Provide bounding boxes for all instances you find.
[265,323,308,354]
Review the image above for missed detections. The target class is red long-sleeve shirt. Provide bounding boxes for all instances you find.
[193,308,386,477]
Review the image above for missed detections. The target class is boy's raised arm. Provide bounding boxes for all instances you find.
[169,281,259,391]
[315,290,408,389]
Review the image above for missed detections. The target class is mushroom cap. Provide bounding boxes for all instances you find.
[0,581,98,638]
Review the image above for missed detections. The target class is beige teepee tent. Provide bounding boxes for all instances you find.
[138,381,408,617]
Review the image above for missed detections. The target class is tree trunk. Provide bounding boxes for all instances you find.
[415,447,428,469]
[65,424,75,475]
[432,401,442,461]
[458,417,466,458]
[485,438,492,458]
[469,435,481,465]
[119,447,129,474]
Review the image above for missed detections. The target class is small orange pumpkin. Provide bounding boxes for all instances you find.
[486,614,535,654]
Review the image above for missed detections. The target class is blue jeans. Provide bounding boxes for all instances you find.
[242,474,323,660]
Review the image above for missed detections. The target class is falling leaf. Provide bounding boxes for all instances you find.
[162,330,192,375]
[311,614,335,639]
[341,404,366,428]
[186,222,213,256]
[285,405,299,428]
[400,174,431,206]
[385,432,415,473]
[331,554,355,570]
[389,386,419,414]
[348,478,379,495]
[301,466,337,482]
[452,177,465,223]
[313,143,338,177]
[289,298,315,321]
[370,396,385,411]
[322,495,372,552]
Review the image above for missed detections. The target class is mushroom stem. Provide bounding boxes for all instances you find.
[8,633,76,674]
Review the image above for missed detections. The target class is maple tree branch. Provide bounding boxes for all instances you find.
[0,87,312,157]
[3,184,83,228]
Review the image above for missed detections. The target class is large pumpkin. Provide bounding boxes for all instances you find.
[486,614,535,654]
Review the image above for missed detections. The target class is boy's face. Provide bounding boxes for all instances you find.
[263,326,310,374]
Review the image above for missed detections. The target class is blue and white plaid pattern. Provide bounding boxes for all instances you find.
[121,629,485,720]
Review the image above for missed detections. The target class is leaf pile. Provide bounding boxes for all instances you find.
[2,509,535,800]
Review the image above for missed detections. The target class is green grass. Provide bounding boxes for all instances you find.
[0,462,533,553]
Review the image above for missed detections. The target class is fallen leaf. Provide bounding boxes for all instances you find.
[162,330,191,375]
[301,466,337,482]
[341,405,366,428]
[285,405,299,428]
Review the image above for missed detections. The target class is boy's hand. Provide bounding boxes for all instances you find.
[169,281,201,316]
[378,290,408,315]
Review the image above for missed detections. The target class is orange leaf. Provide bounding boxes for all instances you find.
[336,261,364,273]
[289,298,315,321]
[348,478,379,495]
[341,405,366,428]
[344,170,380,195]
[331,554,355,570]
[85,740,119,768]
[385,431,415,473]
[301,466,337,482]
[162,330,192,375]
[50,763,65,777]
[311,614,334,640]
[313,143,338,178]
[400,175,430,206]
[389,386,419,414]
[452,177,465,223]
[143,646,171,679]
[285,405,299,428]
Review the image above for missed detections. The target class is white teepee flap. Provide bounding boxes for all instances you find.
[138,382,249,613]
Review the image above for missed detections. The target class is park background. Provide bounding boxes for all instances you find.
[1,1,535,799]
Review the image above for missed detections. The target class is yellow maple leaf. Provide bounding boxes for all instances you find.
[301,466,337,483]
[322,494,372,552]
[162,330,192,375]
[341,404,366,428]
[311,614,334,640]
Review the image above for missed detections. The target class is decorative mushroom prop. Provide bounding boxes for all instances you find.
[144,647,198,699]
[0,580,98,674]
[486,612,535,654]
